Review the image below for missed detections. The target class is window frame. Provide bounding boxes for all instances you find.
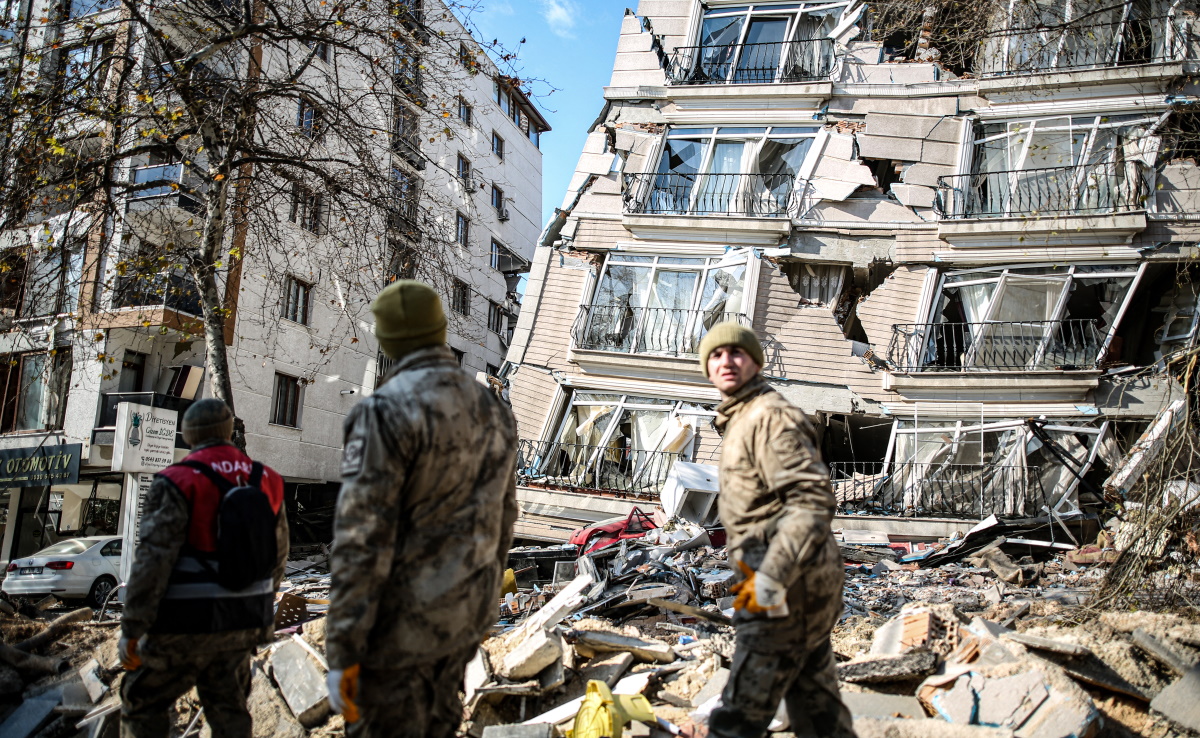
[487,300,506,335]
[457,96,472,126]
[456,153,472,181]
[0,349,72,434]
[451,279,471,316]
[297,97,325,141]
[455,211,470,247]
[492,131,505,160]
[289,183,324,234]
[491,183,505,212]
[270,372,303,428]
[283,276,313,325]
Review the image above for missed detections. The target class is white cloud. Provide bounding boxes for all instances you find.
[540,0,580,39]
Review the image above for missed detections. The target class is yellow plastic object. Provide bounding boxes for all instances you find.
[501,568,518,596]
[567,679,656,738]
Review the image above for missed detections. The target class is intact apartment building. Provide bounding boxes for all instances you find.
[0,0,547,564]
[506,0,1199,542]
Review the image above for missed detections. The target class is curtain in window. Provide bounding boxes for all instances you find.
[17,354,47,431]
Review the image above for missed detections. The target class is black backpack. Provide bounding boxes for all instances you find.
[180,460,278,591]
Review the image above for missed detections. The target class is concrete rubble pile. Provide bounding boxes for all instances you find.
[3,514,1198,738]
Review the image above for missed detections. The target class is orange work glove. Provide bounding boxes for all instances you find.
[118,636,142,671]
[730,560,788,616]
[327,664,361,723]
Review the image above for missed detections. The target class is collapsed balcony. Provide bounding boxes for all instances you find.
[935,160,1147,219]
[515,439,681,499]
[572,305,751,358]
[624,172,794,217]
[887,319,1107,372]
[666,38,835,85]
[831,461,1050,519]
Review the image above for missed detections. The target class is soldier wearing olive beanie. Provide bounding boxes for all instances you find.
[697,321,764,376]
[371,280,448,359]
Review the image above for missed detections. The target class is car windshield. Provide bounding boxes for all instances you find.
[32,540,89,557]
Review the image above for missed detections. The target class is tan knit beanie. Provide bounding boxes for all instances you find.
[372,280,448,359]
[697,321,764,376]
[181,398,235,447]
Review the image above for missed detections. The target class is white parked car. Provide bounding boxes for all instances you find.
[3,536,122,606]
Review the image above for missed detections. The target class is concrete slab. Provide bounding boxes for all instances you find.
[269,642,330,728]
[1150,665,1200,732]
[0,695,60,738]
[853,717,1014,738]
[690,666,730,708]
[79,659,106,702]
[842,691,926,719]
[482,726,558,738]
[839,651,940,684]
[891,184,936,208]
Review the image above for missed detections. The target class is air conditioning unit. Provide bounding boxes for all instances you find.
[462,178,477,193]
[498,206,510,222]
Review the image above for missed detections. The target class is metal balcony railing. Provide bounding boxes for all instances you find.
[515,439,682,499]
[572,305,751,358]
[113,272,203,316]
[625,172,794,217]
[935,160,1147,219]
[666,38,835,85]
[96,392,194,428]
[830,461,1048,519]
[887,319,1105,372]
[976,15,1192,77]
[129,163,202,214]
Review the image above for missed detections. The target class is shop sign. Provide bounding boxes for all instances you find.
[112,403,178,473]
[0,443,81,487]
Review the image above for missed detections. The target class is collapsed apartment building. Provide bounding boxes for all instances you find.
[503,0,1200,543]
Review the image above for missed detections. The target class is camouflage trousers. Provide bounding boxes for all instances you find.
[708,635,855,738]
[346,645,477,738]
[121,646,252,738]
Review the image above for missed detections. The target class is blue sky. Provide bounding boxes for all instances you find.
[462,1,625,226]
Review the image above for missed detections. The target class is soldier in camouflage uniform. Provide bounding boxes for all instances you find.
[325,280,519,738]
[119,399,289,738]
[698,322,855,738]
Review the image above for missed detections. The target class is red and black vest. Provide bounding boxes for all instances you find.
[151,443,285,635]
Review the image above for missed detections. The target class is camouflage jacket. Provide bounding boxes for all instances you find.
[122,442,289,652]
[714,375,838,587]
[325,345,519,670]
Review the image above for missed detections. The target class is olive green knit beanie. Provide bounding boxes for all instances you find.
[697,321,764,377]
[372,280,448,359]
[181,398,234,447]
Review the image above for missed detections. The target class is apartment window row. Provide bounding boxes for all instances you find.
[449,279,509,338]
[492,80,543,148]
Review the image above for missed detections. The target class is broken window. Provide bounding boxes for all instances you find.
[951,114,1154,218]
[977,0,1180,77]
[781,261,848,307]
[575,252,748,357]
[638,126,817,216]
[672,2,839,84]
[843,417,1110,518]
[532,392,713,495]
[896,263,1141,371]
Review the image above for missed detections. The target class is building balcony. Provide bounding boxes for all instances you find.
[515,439,683,500]
[572,304,750,361]
[624,172,794,219]
[666,38,835,85]
[975,14,1191,80]
[936,161,1147,221]
[831,461,1048,519]
[887,319,1107,373]
[113,272,203,317]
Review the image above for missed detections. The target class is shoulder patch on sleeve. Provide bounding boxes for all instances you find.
[341,437,366,477]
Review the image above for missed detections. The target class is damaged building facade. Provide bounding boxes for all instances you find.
[505,0,1200,541]
[0,0,547,566]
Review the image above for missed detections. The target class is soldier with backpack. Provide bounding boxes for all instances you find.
[119,398,288,738]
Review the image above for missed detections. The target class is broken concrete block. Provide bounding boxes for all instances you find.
[690,666,729,708]
[891,184,936,209]
[1150,664,1200,732]
[79,659,106,703]
[1131,628,1195,674]
[901,162,954,187]
[567,629,675,663]
[270,640,329,728]
[579,652,634,687]
[1001,631,1091,657]
[500,627,564,681]
[842,691,926,719]
[839,650,939,684]
[248,660,307,738]
[857,134,922,162]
